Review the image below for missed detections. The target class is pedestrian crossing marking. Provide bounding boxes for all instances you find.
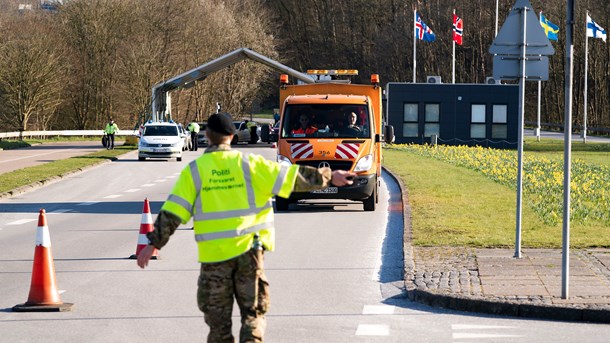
[355,324,389,336]
[104,194,122,199]
[362,305,395,315]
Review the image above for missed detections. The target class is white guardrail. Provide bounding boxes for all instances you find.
[0,130,139,139]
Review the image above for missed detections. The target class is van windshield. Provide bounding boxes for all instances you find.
[281,104,370,138]
[143,125,179,136]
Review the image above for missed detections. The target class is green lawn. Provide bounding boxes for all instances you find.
[384,140,610,249]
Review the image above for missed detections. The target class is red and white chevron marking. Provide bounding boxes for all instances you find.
[291,143,313,159]
[335,143,360,159]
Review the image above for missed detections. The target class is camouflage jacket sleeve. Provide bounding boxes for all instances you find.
[146,210,182,249]
[293,165,332,192]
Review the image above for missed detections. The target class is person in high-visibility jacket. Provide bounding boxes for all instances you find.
[137,112,355,342]
[187,121,200,151]
[103,118,119,149]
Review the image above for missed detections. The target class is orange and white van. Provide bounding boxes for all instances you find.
[273,70,391,211]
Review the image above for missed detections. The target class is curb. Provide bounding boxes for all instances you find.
[381,166,610,323]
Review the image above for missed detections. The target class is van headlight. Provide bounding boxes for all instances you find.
[354,154,373,172]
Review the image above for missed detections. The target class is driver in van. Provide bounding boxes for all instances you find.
[291,113,318,135]
[340,112,361,134]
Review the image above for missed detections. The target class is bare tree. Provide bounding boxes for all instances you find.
[0,12,65,131]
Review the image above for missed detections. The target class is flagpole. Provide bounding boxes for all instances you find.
[583,12,589,143]
[537,81,541,141]
[536,11,542,142]
[413,9,417,83]
[452,9,456,84]
[495,0,499,37]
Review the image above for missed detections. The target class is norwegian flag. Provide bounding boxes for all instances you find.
[335,143,360,159]
[291,143,313,159]
[415,12,435,42]
[453,12,463,45]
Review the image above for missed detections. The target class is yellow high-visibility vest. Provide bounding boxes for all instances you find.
[161,150,299,262]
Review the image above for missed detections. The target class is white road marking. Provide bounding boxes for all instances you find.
[78,201,100,206]
[141,184,155,187]
[58,290,66,294]
[7,219,36,226]
[453,333,522,339]
[124,189,141,193]
[154,179,166,183]
[49,209,71,213]
[452,324,517,330]
[104,194,122,199]
[355,324,389,336]
[362,305,395,315]
[371,180,390,281]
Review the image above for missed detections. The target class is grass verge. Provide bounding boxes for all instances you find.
[384,141,610,249]
[0,145,135,194]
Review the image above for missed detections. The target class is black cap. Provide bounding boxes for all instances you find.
[207,113,235,135]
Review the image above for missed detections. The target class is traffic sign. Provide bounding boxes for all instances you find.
[489,0,554,56]
[493,55,549,81]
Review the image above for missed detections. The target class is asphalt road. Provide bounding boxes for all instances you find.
[1,144,610,342]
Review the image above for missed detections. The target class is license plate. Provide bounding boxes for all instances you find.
[153,148,168,153]
[312,187,338,194]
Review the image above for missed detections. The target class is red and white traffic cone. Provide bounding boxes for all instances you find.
[129,198,158,260]
[13,209,74,312]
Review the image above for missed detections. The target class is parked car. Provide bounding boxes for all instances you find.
[138,121,184,161]
[268,121,280,143]
[177,123,192,151]
[196,122,208,146]
[231,121,261,145]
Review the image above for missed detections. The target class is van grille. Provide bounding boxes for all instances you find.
[296,160,354,171]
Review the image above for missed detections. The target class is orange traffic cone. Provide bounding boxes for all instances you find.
[129,198,158,260]
[13,209,74,312]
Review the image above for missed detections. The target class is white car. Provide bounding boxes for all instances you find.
[138,122,184,161]
[232,121,261,145]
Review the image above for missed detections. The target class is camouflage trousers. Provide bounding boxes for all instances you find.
[197,249,269,343]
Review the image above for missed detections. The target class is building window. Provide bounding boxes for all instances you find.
[470,104,486,138]
[492,104,508,139]
[470,104,485,138]
[424,103,440,137]
[403,103,418,137]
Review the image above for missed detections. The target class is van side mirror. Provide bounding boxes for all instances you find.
[384,125,394,144]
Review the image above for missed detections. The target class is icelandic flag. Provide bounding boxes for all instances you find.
[453,13,463,45]
[415,12,436,42]
[587,14,607,42]
[539,13,559,41]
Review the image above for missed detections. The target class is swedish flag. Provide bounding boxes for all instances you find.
[540,13,559,41]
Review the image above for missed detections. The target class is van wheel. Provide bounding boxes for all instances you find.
[138,156,145,161]
[363,185,376,211]
[275,196,290,211]
[177,156,182,162]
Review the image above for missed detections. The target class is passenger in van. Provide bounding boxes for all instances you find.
[291,114,318,135]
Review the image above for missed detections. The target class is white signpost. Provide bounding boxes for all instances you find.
[489,0,554,259]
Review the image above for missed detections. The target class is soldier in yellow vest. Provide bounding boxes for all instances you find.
[103,118,119,149]
[137,113,355,342]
